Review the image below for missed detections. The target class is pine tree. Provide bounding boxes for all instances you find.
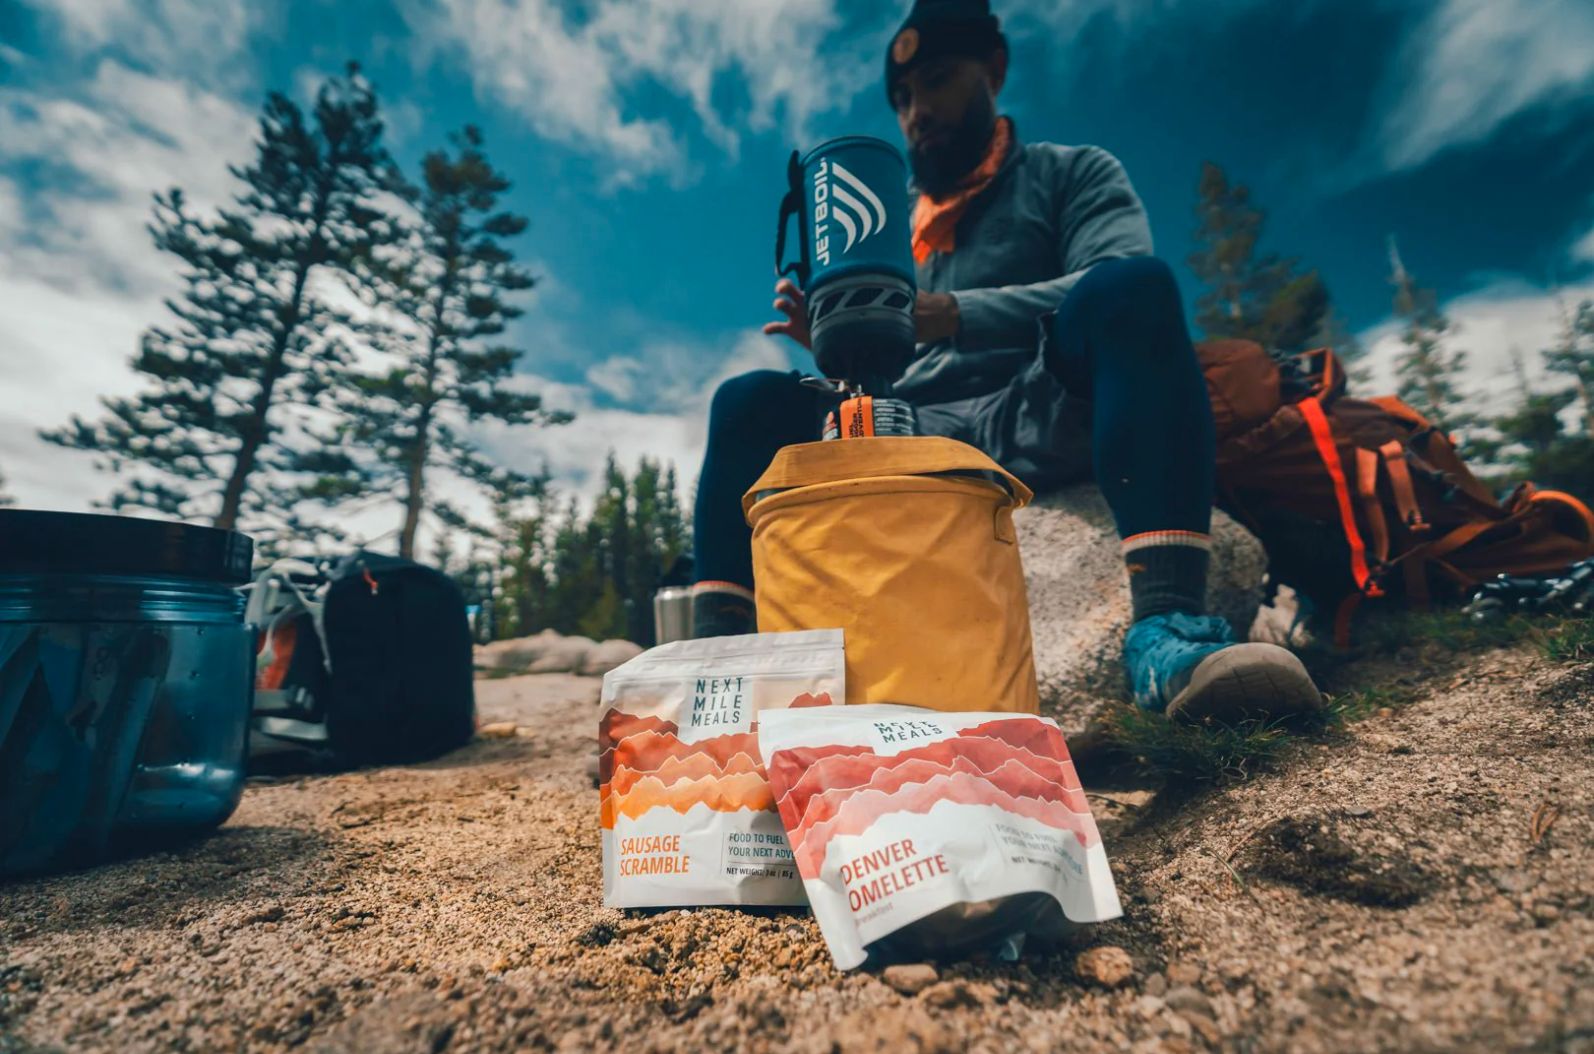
[482,456,690,643]
[42,65,400,533]
[590,455,633,634]
[1311,308,1365,360]
[546,496,604,635]
[0,468,13,507]
[1387,236,1472,431]
[1543,298,1594,435]
[622,458,690,644]
[1479,300,1594,500]
[1188,162,1330,353]
[308,125,571,559]
[495,491,555,638]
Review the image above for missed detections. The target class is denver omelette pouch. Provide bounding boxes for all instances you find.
[758,704,1122,970]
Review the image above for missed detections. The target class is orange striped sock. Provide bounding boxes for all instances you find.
[1122,531,1211,620]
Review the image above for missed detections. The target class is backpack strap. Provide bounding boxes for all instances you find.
[1297,347,1349,402]
[1300,397,1383,599]
[1375,440,1433,605]
[1354,447,1390,566]
[1525,489,1594,543]
[1409,488,1594,573]
[1378,441,1428,536]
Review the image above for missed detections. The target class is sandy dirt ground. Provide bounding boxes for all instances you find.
[2,651,1590,1053]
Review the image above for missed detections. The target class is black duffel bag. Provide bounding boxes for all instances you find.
[248,552,475,767]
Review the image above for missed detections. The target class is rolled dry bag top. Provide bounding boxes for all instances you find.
[0,509,253,582]
[744,435,1040,714]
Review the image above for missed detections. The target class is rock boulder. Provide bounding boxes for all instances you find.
[475,629,637,676]
[580,638,645,676]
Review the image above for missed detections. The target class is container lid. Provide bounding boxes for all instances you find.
[0,510,254,583]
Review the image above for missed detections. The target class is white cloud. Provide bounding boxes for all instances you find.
[0,61,259,512]
[1573,221,1594,264]
[0,62,258,291]
[490,329,794,501]
[1358,276,1594,414]
[404,0,885,182]
[1374,0,1594,174]
[22,0,257,85]
[583,330,792,413]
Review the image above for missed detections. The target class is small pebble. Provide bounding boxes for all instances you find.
[478,722,518,739]
[1165,985,1214,1017]
[1182,1012,1223,1046]
[922,979,997,1008]
[1165,962,1202,985]
[1132,994,1166,1019]
[882,963,939,996]
[1075,945,1135,988]
[1144,972,1168,997]
[1494,869,1536,894]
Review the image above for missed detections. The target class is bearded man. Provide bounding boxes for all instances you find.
[688,0,1322,724]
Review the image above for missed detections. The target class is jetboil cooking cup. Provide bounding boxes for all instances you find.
[0,510,255,877]
[775,136,917,397]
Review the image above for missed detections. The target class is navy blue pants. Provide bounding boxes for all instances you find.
[694,256,1216,589]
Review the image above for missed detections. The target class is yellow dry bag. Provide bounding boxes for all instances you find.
[743,435,1040,714]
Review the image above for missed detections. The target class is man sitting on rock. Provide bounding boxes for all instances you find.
[690,0,1323,723]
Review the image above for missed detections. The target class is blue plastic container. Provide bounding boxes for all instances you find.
[775,135,917,391]
[0,510,254,877]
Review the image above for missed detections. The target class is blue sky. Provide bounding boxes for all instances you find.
[2,0,1593,526]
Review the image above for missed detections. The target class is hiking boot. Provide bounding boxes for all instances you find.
[1123,611,1324,723]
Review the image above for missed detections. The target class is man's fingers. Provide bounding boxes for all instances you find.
[774,296,801,317]
[762,321,789,336]
[775,278,800,298]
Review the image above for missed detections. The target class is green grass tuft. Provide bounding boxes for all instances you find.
[1533,618,1594,663]
[1350,607,1594,665]
[1330,608,1543,656]
[1099,705,1297,784]
[1322,682,1423,724]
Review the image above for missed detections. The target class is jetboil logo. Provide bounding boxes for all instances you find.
[812,157,888,267]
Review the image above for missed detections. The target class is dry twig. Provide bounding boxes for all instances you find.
[1529,801,1561,847]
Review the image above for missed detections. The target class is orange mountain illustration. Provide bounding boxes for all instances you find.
[609,751,763,797]
[609,770,774,824]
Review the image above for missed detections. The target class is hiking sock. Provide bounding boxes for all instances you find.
[1123,531,1212,622]
[692,581,757,638]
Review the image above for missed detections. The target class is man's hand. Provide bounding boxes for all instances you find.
[914,291,960,343]
[762,279,811,349]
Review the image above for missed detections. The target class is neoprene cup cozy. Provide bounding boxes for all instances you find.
[775,136,917,397]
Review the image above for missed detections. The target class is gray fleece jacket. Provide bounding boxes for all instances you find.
[894,132,1153,405]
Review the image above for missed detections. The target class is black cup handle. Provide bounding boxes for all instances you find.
[774,150,810,287]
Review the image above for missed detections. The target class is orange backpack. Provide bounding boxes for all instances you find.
[1199,340,1594,643]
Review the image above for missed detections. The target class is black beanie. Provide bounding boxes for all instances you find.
[884,0,1005,106]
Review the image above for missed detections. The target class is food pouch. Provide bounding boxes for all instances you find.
[758,703,1122,969]
[600,629,844,908]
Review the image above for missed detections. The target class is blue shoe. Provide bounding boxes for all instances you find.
[1124,612,1323,723]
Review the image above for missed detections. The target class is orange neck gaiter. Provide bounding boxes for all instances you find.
[910,116,1014,264]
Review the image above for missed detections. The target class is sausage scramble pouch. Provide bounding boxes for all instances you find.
[758,704,1122,970]
[600,629,843,908]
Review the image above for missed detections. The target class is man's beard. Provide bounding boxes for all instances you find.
[909,93,998,199]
